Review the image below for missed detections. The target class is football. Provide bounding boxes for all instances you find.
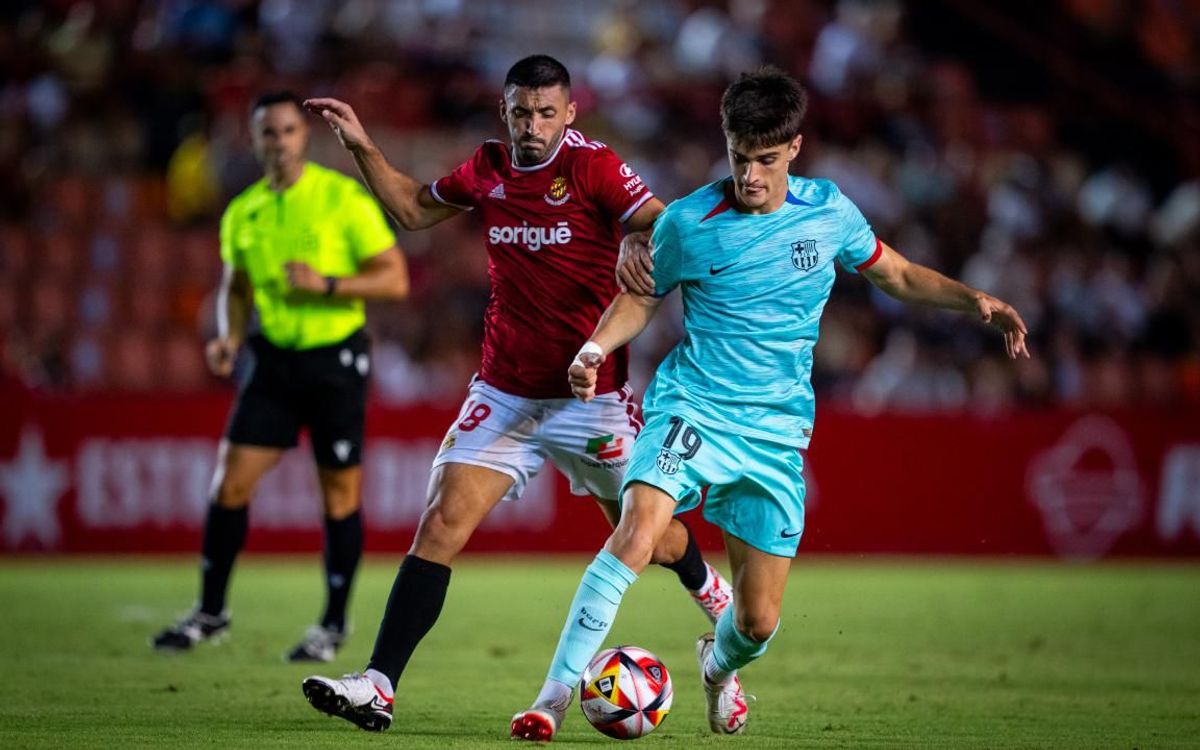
[579,646,673,740]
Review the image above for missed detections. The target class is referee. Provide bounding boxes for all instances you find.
[152,91,408,662]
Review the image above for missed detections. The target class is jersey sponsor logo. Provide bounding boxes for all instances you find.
[585,434,625,460]
[780,528,802,539]
[488,221,572,252]
[618,164,644,195]
[488,182,506,200]
[544,176,571,206]
[791,239,819,271]
[709,262,738,275]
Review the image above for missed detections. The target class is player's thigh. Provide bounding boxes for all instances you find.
[305,331,370,469]
[603,480,680,573]
[724,531,792,640]
[703,438,806,558]
[211,439,286,507]
[541,386,642,502]
[316,465,362,520]
[432,378,546,501]
[410,462,515,562]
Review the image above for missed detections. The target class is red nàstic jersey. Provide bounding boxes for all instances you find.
[430,128,655,399]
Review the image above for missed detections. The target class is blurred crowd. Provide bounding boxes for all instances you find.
[2,0,1199,411]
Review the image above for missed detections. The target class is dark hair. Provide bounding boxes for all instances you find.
[504,55,571,91]
[250,90,305,115]
[720,66,808,149]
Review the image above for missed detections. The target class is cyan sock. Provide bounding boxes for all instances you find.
[546,550,638,687]
[706,606,778,683]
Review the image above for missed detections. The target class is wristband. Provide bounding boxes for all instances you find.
[323,276,337,297]
[572,341,604,368]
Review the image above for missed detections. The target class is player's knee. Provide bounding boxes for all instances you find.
[213,476,255,508]
[323,491,359,520]
[607,524,658,571]
[414,501,472,548]
[736,611,780,643]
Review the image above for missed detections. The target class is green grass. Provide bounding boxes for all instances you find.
[0,557,1197,749]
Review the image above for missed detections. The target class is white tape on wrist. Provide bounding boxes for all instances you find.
[571,341,604,368]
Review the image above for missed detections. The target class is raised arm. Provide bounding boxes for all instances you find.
[568,293,665,402]
[862,240,1030,359]
[303,98,460,231]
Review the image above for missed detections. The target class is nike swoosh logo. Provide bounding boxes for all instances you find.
[577,617,605,632]
[780,529,802,538]
[709,262,738,275]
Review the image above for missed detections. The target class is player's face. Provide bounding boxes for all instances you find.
[500,84,576,166]
[726,134,802,213]
[251,102,309,172]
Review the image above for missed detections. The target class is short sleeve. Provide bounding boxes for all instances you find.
[649,207,683,297]
[343,182,397,262]
[219,202,242,269]
[835,188,882,274]
[429,146,483,210]
[584,149,655,223]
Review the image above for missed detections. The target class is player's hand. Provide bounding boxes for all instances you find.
[303,97,372,153]
[284,261,326,294]
[975,293,1031,359]
[617,231,656,296]
[206,337,239,377]
[568,344,605,402]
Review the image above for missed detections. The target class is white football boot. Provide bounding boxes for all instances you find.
[696,633,749,735]
[510,690,572,742]
[302,673,393,732]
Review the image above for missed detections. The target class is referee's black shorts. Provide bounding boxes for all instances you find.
[225,329,370,468]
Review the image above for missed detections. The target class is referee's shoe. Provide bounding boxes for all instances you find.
[151,610,230,651]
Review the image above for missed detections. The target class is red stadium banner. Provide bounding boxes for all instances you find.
[1,384,1198,559]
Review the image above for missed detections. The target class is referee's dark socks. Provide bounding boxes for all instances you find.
[659,520,708,591]
[367,554,451,688]
[320,510,363,632]
[198,504,248,616]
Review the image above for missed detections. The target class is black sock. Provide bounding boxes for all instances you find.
[320,510,363,631]
[367,554,451,688]
[659,520,708,591]
[199,504,248,616]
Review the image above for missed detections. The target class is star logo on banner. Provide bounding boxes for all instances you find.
[0,427,70,549]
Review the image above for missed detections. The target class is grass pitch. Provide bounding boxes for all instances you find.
[0,557,1197,749]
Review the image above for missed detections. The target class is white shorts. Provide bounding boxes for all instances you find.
[432,377,643,501]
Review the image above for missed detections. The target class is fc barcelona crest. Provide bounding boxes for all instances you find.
[656,449,682,475]
[791,239,818,271]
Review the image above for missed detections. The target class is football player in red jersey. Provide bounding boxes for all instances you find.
[300,55,732,733]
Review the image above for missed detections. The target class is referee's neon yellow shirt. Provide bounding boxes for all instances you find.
[220,163,396,350]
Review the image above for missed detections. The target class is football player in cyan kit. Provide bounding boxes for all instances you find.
[512,66,1029,740]
[300,55,733,732]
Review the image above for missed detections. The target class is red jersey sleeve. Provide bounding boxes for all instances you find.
[429,144,489,210]
[581,148,655,223]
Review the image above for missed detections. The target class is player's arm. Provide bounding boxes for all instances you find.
[568,293,665,402]
[208,263,253,377]
[862,241,1030,359]
[616,198,665,295]
[284,247,409,301]
[303,98,460,231]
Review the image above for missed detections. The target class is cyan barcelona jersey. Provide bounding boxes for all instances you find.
[645,175,882,448]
